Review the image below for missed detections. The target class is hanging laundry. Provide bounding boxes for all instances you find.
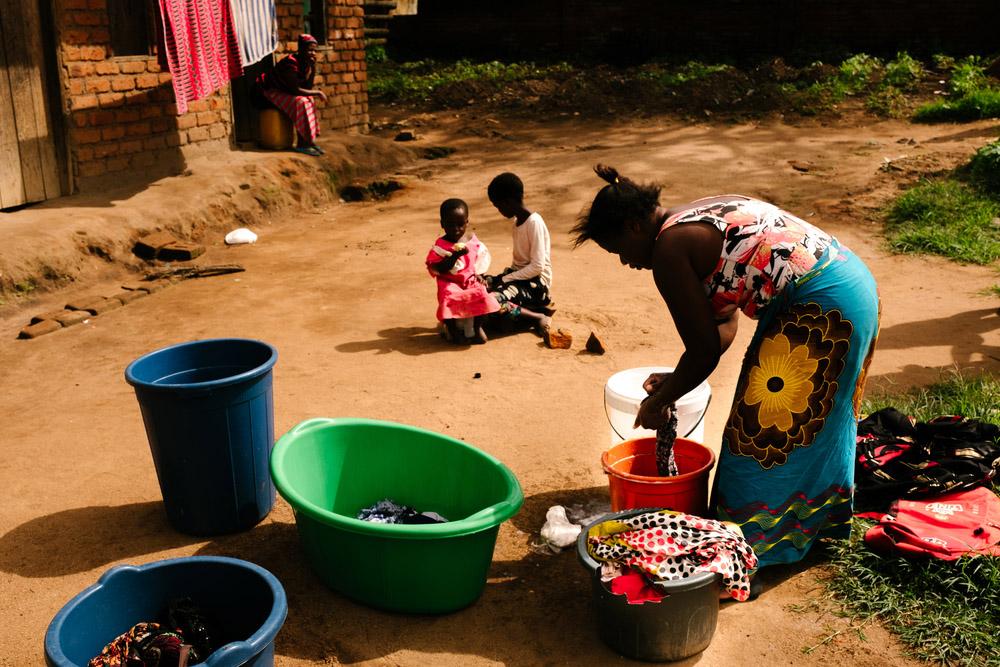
[229,0,277,66]
[356,499,449,524]
[586,510,758,601]
[158,0,243,114]
[864,487,1000,560]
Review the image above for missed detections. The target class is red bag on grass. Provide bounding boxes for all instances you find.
[864,487,1000,560]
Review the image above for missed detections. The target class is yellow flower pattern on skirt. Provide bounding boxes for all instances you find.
[725,302,853,468]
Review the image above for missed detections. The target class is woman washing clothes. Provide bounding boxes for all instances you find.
[255,34,327,156]
[572,165,880,596]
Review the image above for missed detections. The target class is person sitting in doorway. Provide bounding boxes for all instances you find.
[255,34,327,156]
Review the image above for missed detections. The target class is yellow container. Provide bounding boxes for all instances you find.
[258,108,294,150]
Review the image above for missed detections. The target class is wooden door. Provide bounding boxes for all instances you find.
[0,0,62,209]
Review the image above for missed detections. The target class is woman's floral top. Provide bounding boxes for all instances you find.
[659,196,838,319]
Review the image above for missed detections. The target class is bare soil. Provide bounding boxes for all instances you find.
[1,108,999,666]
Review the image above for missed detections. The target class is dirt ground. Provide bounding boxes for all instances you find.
[2,109,999,666]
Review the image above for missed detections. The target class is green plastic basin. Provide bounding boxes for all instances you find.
[270,418,523,613]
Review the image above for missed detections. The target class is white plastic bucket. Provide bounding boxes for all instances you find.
[604,366,712,445]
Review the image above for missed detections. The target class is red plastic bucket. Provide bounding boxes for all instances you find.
[601,438,716,516]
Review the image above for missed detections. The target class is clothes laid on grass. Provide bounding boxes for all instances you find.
[708,240,881,569]
[256,41,319,142]
[357,499,448,524]
[864,487,1000,560]
[425,235,500,321]
[87,598,216,667]
[586,510,758,601]
[854,408,1000,513]
[485,212,553,315]
[158,0,243,115]
[654,405,679,476]
[229,0,277,66]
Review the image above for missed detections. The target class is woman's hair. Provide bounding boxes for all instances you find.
[440,198,468,219]
[487,172,524,203]
[298,34,318,50]
[571,164,661,247]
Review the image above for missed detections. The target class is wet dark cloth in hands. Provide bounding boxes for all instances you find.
[655,405,679,476]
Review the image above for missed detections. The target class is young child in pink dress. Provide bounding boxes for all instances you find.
[426,198,500,344]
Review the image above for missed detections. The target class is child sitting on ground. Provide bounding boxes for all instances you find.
[484,172,554,331]
[426,198,500,344]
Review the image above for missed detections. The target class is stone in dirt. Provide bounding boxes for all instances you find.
[65,296,106,312]
[157,242,205,261]
[18,320,62,339]
[54,310,89,327]
[585,332,606,354]
[86,298,123,314]
[30,309,72,324]
[132,231,178,260]
[140,280,169,293]
[115,290,148,305]
[394,130,418,142]
[544,327,573,349]
[788,160,812,172]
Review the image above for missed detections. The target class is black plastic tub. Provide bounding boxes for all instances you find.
[576,508,721,662]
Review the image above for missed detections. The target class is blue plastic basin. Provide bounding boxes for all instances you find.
[45,556,287,667]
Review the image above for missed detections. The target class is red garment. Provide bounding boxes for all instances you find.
[864,487,1000,560]
[609,570,668,605]
[261,88,319,141]
[159,0,243,115]
[425,235,500,321]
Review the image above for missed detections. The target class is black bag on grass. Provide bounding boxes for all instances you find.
[854,408,1000,513]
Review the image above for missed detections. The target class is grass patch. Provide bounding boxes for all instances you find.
[369,59,573,102]
[884,179,1000,264]
[914,87,1000,122]
[977,284,1000,297]
[824,373,1000,666]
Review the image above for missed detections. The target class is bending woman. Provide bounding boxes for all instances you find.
[572,165,880,578]
[255,34,327,156]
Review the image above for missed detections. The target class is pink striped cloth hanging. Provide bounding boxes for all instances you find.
[158,0,243,115]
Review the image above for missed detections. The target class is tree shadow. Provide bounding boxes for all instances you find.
[194,520,632,665]
[0,501,196,577]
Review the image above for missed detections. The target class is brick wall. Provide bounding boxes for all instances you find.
[391,0,1000,63]
[53,0,368,190]
[274,0,368,132]
[55,0,230,185]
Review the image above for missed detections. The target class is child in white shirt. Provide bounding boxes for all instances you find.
[484,172,554,330]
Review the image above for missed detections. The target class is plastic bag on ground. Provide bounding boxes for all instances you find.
[225,228,258,245]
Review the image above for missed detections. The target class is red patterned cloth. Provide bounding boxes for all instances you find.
[159,0,243,115]
[261,88,319,142]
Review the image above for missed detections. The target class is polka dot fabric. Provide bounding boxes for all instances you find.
[588,510,759,601]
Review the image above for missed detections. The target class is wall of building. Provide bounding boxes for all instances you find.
[52,0,368,190]
[390,0,1000,63]
[275,0,368,133]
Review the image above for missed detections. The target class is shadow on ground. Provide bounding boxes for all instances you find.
[0,501,197,577]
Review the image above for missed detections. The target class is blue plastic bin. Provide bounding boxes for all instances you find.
[45,556,287,667]
[125,338,278,536]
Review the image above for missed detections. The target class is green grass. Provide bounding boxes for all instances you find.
[884,179,1000,264]
[823,373,1000,666]
[914,87,1000,122]
[977,284,1000,297]
[368,59,573,101]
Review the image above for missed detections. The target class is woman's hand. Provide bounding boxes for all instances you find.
[634,395,673,430]
[642,372,672,394]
